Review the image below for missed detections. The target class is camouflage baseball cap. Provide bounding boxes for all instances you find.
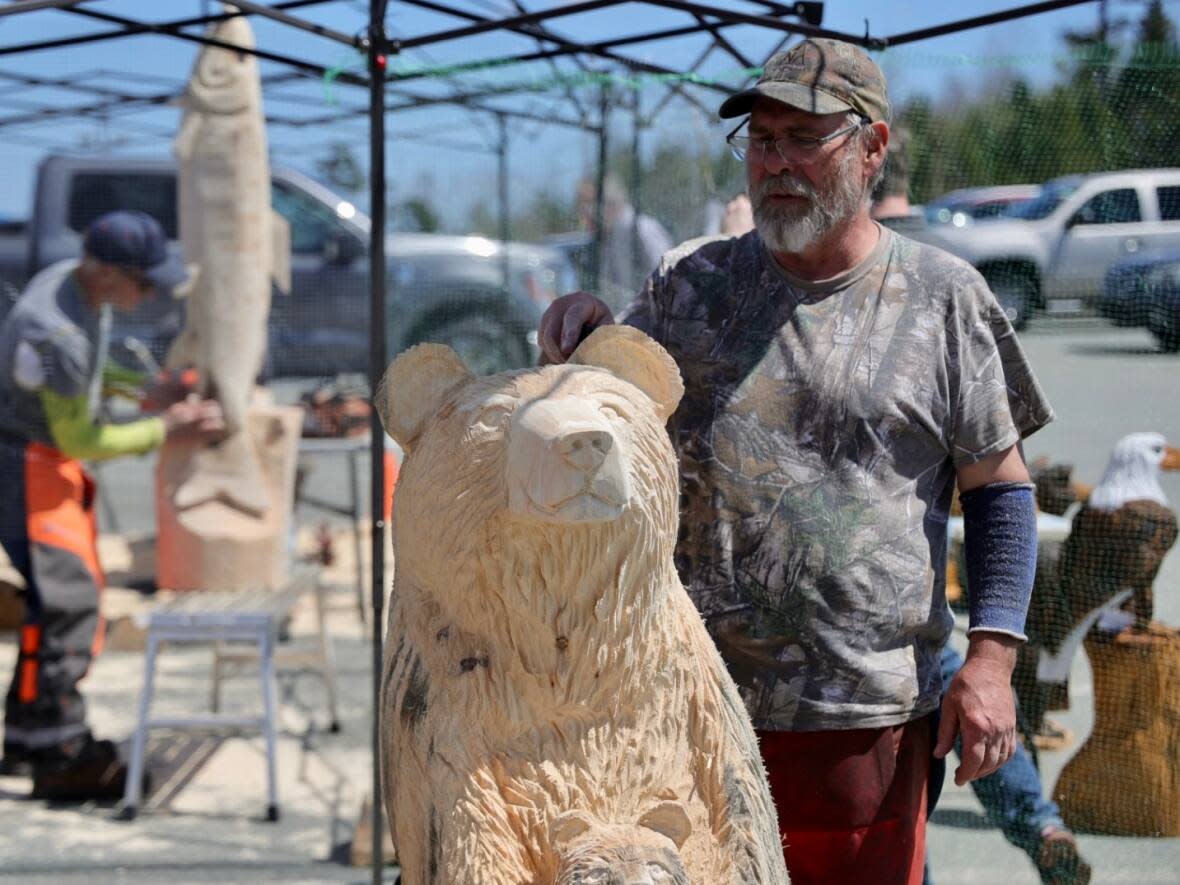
[719,38,890,123]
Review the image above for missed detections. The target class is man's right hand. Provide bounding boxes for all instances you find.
[538,292,614,365]
[140,368,200,412]
[162,397,226,444]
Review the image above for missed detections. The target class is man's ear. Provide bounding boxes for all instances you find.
[569,325,684,422]
[866,121,889,181]
[374,343,472,453]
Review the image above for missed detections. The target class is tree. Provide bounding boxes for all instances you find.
[1116,0,1180,169]
[1137,0,1175,43]
[400,197,440,233]
[895,0,1179,203]
[314,142,365,194]
[466,187,577,242]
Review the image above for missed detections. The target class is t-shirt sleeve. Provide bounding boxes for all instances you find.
[618,266,664,338]
[13,321,92,399]
[947,276,1055,467]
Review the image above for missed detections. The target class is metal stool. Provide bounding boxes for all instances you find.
[119,572,331,822]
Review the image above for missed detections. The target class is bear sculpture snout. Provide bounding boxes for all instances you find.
[558,429,613,471]
[507,398,630,524]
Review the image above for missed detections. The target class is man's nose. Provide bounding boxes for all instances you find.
[761,145,792,176]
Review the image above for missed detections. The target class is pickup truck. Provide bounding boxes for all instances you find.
[933,168,1180,329]
[0,154,575,377]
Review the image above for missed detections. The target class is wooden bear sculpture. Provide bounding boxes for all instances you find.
[375,325,788,884]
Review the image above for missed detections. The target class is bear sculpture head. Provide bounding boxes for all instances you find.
[375,326,685,632]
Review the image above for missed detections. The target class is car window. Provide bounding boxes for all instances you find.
[271,180,349,254]
[1157,186,1180,222]
[1008,178,1080,220]
[1071,188,1142,226]
[67,172,178,237]
[971,202,1015,219]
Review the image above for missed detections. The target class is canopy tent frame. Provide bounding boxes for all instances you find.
[0,1,1106,880]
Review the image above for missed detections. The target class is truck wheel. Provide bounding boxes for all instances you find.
[987,273,1035,331]
[427,315,529,376]
[1153,326,1180,353]
[1147,303,1180,353]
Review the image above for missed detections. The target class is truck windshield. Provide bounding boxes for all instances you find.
[1008,178,1081,221]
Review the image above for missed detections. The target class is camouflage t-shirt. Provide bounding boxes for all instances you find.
[622,227,1054,731]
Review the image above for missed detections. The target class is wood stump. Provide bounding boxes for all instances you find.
[1054,626,1180,836]
[156,404,302,592]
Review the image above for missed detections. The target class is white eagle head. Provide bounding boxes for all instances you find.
[1088,432,1180,512]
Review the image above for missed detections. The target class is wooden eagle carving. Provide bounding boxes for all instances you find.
[1039,433,1179,682]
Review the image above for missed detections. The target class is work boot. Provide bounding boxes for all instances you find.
[0,740,35,777]
[0,739,71,777]
[1036,826,1092,885]
[30,737,129,802]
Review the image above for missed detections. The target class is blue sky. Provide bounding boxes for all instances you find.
[0,1,1164,228]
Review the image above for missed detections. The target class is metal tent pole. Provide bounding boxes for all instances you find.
[591,82,610,293]
[367,1,389,881]
[630,91,643,294]
[497,112,510,290]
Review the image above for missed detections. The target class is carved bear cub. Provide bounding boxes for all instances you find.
[552,802,691,885]
[375,325,787,884]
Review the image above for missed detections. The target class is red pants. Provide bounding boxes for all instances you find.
[757,716,931,885]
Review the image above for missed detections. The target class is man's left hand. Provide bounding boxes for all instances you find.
[934,632,1019,785]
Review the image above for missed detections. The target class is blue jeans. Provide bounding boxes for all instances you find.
[925,645,1065,883]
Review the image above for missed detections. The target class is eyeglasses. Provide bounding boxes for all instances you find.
[727,115,869,164]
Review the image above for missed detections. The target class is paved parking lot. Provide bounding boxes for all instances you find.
[0,322,1177,883]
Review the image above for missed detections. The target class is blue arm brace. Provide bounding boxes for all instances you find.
[960,481,1037,641]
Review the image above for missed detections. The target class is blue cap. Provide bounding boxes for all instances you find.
[83,210,188,293]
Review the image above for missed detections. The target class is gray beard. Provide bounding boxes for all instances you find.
[750,152,865,254]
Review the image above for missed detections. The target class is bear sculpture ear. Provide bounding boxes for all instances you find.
[637,800,692,849]
[569,325,684,422]
[550,809,597,850]
[375,343,473,453]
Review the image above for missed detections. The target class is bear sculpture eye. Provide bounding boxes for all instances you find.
[471,399,515,433]
[598,400,629,420]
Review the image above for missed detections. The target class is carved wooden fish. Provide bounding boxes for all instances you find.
[167,4,290,517]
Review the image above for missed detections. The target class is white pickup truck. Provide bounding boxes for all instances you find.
[934,168,1180,329]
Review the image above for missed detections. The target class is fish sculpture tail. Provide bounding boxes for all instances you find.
[172,430,271,518]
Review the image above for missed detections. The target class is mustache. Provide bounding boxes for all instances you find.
[751,175,815,201]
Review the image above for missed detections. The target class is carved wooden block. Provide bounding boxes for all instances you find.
[156,405,302,592]
[375,325,788,884]
[1054,627,1180,836]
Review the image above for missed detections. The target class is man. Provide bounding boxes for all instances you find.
[540,39,1053,884]
[576,173,674,312]
[0,210,224,800]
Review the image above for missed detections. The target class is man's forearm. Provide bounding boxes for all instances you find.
[41,388,164,460]
[960,481,1037,640]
